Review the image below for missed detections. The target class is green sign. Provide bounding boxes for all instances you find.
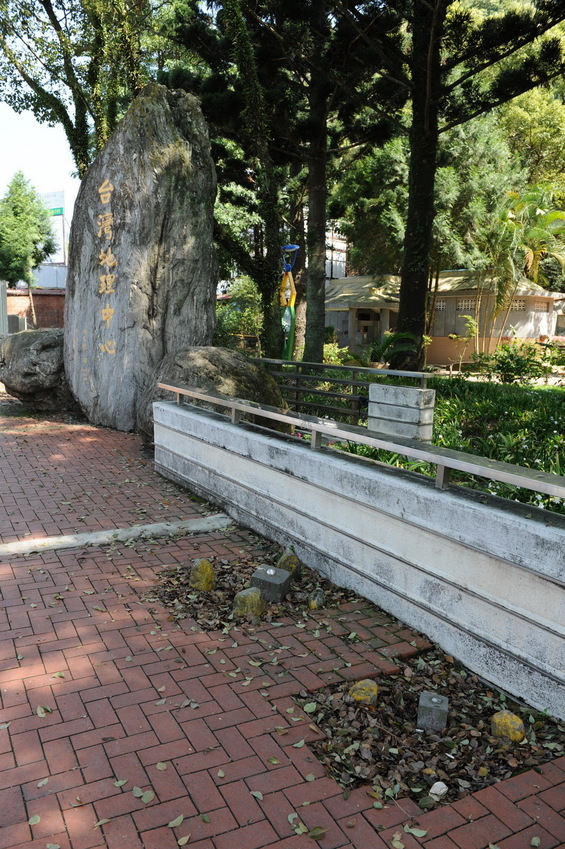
[50,207,64,216]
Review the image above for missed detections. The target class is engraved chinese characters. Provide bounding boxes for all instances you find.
[97,179,117,355]
[64,84,217,431]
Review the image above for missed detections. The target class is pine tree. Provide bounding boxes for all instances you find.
[389,0,565,366]
[165,0,404,359]
[0,172,57,286]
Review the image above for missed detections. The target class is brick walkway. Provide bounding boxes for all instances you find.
[0,402,563,849]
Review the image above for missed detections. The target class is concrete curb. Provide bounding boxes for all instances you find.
[0,513,233,557]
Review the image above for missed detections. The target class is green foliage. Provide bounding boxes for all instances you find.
[214,276,263,351]
[431,378,565,513]
[365,331,419,367]
[0,0,152,175]
[0,172,57,285]
[336,115,524,278]
[340,377,564,514]
[471,342,551,384]
[500,87,565,203]
[503,186,565,288]
[542,340,565,367]
[322,342,351,365]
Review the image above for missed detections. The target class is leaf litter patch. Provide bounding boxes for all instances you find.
[144,538,358,630]
[294,648,564,807]
[143,538,563,804]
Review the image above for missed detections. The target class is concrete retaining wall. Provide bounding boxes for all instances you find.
[153,400,565,720]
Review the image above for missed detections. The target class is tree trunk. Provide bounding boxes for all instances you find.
[303,149,327,363]
[394,0,448,369]
[303,0,329,364]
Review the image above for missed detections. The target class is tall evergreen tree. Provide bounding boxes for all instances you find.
[165,0,404,359]
[0,172,57,286]
[380,0,565,365]
[335,113,525,278]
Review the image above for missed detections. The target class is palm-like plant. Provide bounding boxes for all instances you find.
[506,186,565,286]
[474,186,565,349]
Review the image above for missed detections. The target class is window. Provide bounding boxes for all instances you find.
[533,301,549,312]
[435,299,446,311]
[456,298,476,312]
[511,299,526,311]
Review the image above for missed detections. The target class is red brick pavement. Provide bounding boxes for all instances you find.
[0,404,563,849]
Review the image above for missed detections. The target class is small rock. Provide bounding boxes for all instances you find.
[348,679,379,707]
[307,588,326,610]
[233,587,266,619]
[276,547,302,577]
[490,709,526,742]
[188,558,215,591]
[429,781,448,801]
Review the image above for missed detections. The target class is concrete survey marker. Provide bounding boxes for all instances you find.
[250,564,291,603]
[417,691,449,731]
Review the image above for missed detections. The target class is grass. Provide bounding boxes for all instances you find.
[342,377,565,515]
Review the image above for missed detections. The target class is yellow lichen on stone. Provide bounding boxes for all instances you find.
[276,547,302,577]
[188,558,216,591]
[490,709,526,742]
[348,679,379,706]
[307,588,326,610]
[233,587,266,618]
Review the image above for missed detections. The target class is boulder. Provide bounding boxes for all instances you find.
[0,330,78,411]
[137,346,287,444]
[64,83,217,432]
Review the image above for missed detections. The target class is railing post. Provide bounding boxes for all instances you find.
[231,407,241,425]
[435,464,451,490]
[311,429,322,450]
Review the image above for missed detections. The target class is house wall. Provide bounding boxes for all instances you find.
[6,289,65,329]
[428,293,555,365]
[327,293,556,366]
[154,400,565,721]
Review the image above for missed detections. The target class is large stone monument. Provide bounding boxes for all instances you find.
[64,83,217,432]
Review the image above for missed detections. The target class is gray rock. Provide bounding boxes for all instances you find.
[64,83,217,432]
[0,329,78,411]
[137,346,287,444]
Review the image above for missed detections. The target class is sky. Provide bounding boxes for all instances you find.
[0,103,81,263]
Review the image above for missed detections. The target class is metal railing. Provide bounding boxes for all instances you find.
[158,382,565,500]
[253,358,428,424]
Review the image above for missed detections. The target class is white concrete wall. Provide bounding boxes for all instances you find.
[153,401,565,721]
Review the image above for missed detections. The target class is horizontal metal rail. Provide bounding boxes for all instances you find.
[157,383,565,501]
[255,358,429,388]
[254,358,428,425]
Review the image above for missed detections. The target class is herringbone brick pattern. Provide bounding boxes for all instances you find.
[1,404,563,849]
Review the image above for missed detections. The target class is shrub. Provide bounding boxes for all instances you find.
[472,342,550,384]
[214,276,263,351]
